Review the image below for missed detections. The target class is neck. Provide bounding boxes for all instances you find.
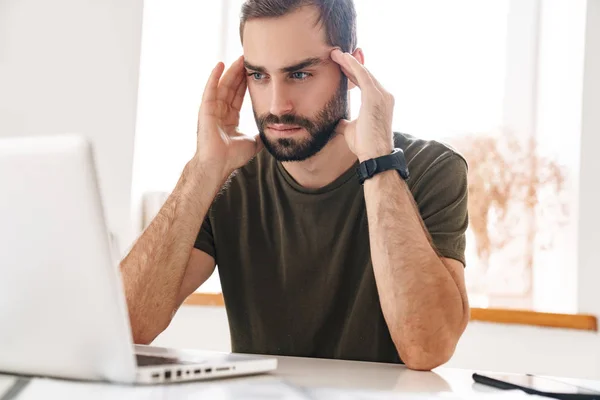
[280,133,357,189]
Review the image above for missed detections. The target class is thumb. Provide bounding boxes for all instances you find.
[335,118,356,137]
[253,133,264,154]
[231,131,263,155]
[228,133,264,170]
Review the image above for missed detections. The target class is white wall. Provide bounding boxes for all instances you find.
[130,0,225,235]
[531,0,586,313]
[451,322,600,379]
[577,0,600,317]
[0,0,144,253]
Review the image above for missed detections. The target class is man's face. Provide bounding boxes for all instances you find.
[242,6,348,162]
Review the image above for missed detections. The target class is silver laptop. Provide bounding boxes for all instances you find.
[0,134,277,384]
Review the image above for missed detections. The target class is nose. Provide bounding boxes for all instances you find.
[269,81,294,116]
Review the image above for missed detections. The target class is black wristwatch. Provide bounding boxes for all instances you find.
[356,148,409,185]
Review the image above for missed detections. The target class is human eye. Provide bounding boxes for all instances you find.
[247,72,266,81]
[290,71,311,80]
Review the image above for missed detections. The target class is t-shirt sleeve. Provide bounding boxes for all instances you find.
[194,213,216,259]
[410,153,469,266]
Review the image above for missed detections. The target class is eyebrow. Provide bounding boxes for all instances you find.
[244,57,326,74]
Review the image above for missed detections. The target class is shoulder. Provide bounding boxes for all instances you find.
[393,132,468,188]
[210,149,273,209]
[394,132,467,169]
[232,147,274,185]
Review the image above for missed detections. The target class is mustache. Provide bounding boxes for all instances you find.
[257,113,315,131]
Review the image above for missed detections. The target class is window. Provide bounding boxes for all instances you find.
[133,0,585,312]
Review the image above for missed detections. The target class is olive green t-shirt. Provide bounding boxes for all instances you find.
[194,132,468,364]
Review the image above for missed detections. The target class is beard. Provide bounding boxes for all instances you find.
[254,77,348,162]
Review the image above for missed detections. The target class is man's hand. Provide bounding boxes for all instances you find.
[195,56,263,178]
[330,49,395,162]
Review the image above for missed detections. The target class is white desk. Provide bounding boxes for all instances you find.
[1,353,599,399]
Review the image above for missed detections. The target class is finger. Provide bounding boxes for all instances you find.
[331,49,383,92]
[330,49,376,92]
[362,65,387,94]
[231,75,247,111]
[339,64,359,87]
[331,49,358,86]
[217,56,245,104]
[202,62,225,103]
[343,52,378,93]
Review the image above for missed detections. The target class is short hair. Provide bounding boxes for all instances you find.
[239,0,357,53]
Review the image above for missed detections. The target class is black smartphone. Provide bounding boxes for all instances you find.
[473,372,600,400]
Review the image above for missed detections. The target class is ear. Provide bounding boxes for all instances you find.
[347,48,365,90]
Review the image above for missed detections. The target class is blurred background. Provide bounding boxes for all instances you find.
[1,0,600,380]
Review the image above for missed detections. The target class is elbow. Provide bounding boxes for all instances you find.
[129,313,171,345]
[401,346,455,371]
[397,332,461,371]
[131,329,157,346]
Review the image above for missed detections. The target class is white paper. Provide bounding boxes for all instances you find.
[16,376,307,400]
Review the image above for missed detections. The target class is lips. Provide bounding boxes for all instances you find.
[267,124,302,132]
[266,124,304,137]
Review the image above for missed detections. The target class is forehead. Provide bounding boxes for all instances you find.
[242,5,332,70]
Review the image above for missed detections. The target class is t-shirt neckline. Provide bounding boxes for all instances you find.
[275,157,360,195]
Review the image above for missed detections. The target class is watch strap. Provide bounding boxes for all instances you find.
[357,148,409,184]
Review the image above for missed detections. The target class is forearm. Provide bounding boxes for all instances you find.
[120,157,227,343]
[364,170,468,369]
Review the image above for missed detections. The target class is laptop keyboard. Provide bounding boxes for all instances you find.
[136,354,196,366]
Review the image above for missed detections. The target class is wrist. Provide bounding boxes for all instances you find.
[357,147,393,163]
[356,137,394,162]
[186,156,231,187]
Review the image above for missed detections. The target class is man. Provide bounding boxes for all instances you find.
[120,0,469,371]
